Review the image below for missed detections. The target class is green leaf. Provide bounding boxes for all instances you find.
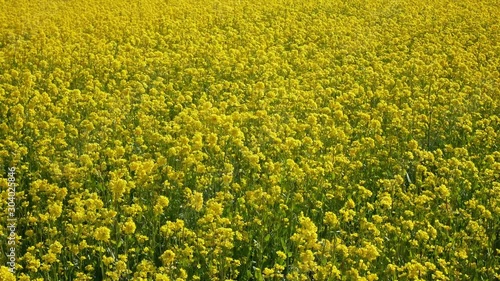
[264,234,271,242]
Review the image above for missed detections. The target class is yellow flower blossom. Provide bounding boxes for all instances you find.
[122,218,137,235]
[154,195,170,215]
[93,227,111,242]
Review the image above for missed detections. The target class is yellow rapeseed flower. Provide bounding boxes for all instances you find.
[94,227,111,242]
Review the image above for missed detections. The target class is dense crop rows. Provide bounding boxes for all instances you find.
[1,0,499,280]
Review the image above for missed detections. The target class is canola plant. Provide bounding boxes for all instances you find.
[0,0,499,280]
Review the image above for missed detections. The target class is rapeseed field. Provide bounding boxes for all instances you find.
[1,0,499,280]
